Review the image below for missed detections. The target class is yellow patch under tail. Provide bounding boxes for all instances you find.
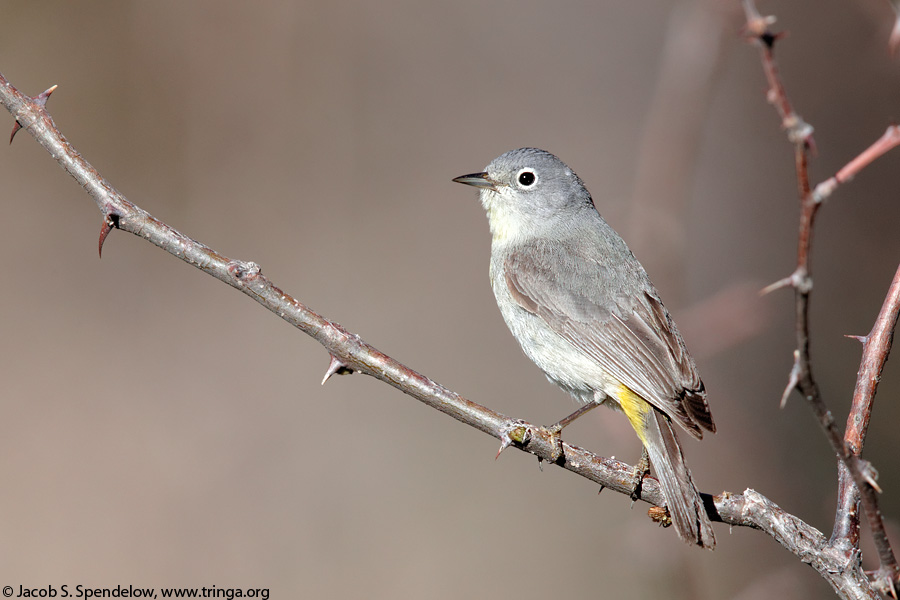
[616,384,652,445]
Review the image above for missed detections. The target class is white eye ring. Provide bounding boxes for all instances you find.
[515,168,538,188]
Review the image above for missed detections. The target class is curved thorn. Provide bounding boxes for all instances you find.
[35,84,57,105]
[10,85,58,144]
[99,217,113,258]
[9,121,21,144]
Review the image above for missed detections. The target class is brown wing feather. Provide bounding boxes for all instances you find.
[503,242,714,437]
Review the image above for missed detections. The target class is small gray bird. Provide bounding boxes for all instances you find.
[453,147,715,549]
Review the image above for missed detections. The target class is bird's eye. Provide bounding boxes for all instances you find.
[516,169,537,187]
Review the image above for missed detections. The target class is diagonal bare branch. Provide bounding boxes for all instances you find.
[834,264,900,597]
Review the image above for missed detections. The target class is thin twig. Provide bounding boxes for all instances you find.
[741,0,814,149]
[814,126,900,204]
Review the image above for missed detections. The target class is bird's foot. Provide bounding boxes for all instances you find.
[629,446,651,503]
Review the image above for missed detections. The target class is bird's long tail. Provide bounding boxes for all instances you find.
[618,386,716,549]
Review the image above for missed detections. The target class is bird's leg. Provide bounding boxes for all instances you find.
[543,402,601,463]
[547,402,600,433]
[629,446,650,502]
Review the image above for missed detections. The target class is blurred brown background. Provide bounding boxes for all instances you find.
[2,1,900,598]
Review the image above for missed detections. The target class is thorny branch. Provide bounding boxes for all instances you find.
[743,1,900,596]
[835,265,900,584]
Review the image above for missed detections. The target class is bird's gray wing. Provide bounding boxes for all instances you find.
[503,240,714,438]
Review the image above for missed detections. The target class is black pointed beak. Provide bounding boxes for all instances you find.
[452,172,498,191]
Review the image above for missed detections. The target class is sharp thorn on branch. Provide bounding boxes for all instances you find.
[35,84,58,106]
[780,350,801,408]
[766,267,812,295]
[9,121,21,144]
[9,84,58,144]
[321,354,353,385]
[761,275,794,295]
[495,423,531,460]
[98,220,112,258]
[844,334,868,344]
[495,431,513,460]
[98,213,120,258]
[860,459,883,494]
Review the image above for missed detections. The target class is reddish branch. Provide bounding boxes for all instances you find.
[743,1,900,596]
[835,265,900,587]
[815,126,900,204]
[844,265,900,473]
[741,0,814,150]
